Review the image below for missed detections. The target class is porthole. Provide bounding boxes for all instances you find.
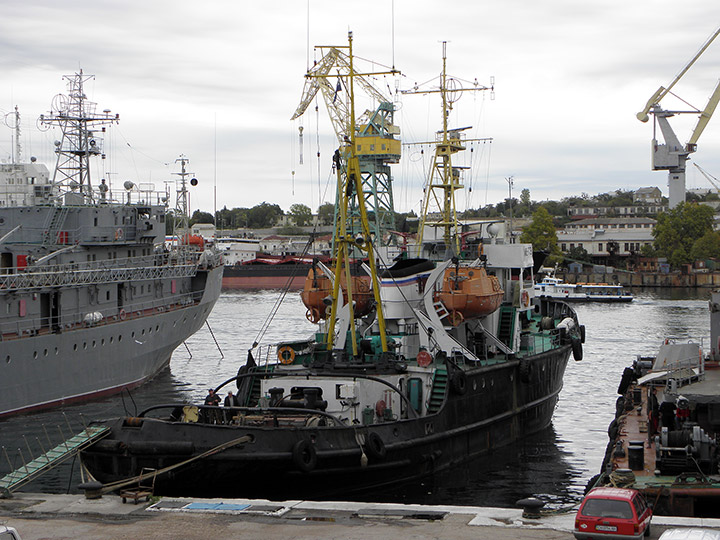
[73,344,78,351]
[83,342,87,350]
[55,347,59,355]
[101,338,105,346]
[92,340,96,348]
[43,349,48,357]
[5,355,10,364]
[155,325,159,332]
[33,351,38,359]
[141,329,145,336]
[118,335,123,342]
[132,332,135,339]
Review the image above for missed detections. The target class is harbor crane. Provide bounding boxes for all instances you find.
[291,44,401,245]
[637,27,720,208]
[693,162,720,195]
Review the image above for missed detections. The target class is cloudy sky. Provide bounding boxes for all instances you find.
[2,1,720,217]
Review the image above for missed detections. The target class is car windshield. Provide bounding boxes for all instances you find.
[582,498,633,519]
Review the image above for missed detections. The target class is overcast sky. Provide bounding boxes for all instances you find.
[2,1,720,217]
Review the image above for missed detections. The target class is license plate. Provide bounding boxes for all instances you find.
[596,525,617,532]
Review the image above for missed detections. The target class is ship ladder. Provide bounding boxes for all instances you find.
[42,206,70,246]
[0,425,110,496]
[432,301,451,328]
[426,366,448,414]
[497,307,515,349]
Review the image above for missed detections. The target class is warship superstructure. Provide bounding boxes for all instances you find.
[0,72,223,418]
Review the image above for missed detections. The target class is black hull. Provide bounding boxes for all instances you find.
[81,345,572,500]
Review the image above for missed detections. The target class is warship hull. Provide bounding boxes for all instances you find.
[0,266,223,418]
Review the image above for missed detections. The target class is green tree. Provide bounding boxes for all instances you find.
[289,203,313,226]
[190,210,214,225]
[519,206,561,262]
[653,202,715,266]
[520,188,531,206]
[690,230,720,261]
[565,245,591,263]
[317,203,335,226]
[247,202,283,228]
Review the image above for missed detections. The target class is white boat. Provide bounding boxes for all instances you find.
[535,275,633,303]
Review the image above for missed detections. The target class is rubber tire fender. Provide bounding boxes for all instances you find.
[571,337,583,361]
[450,370,468,395]
[365,432,387,461]
[579,324,586,344]
[291,440,317,472]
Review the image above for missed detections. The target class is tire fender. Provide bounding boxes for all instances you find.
[291,440,317,472]
[365,432,386,460]
[450,370,467,395]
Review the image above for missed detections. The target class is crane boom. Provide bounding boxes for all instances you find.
[637,26,720,208]
[637,26,720,122]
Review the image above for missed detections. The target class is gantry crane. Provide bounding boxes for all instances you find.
[637,27,720,208]
[291,42,401,247]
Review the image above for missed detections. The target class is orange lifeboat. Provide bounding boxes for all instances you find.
[434,266,503,326]
[301,265,372,323]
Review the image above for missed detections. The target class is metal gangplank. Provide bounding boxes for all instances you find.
[0,425,110,495]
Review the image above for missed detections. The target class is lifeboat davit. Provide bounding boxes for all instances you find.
[301,266,372,323]
[435,266,503,326]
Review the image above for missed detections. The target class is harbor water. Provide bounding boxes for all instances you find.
[0,288,711,509]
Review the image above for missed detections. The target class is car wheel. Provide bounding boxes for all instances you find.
[644,523,651,537]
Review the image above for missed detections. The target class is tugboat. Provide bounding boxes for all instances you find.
[593,290,720,516]
[79,35,583,500]
[0,73,223,418]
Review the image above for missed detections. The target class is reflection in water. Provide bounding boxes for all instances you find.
[0,289,711,508]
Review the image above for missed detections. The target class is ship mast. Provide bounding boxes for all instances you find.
[172,155,193,241]
[298,32,394,355]
[39,70,119,201]
[402,42,493,256]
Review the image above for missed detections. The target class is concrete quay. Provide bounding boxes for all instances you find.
[2,493,720,539]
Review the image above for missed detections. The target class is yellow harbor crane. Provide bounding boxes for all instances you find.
[637,27,720,208]
[291,43,401,244]
[292,33,398,355]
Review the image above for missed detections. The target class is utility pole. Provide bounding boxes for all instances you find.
[506,176,514,243]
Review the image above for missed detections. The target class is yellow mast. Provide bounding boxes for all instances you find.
[319,32,390,354]
[403,41,493,256]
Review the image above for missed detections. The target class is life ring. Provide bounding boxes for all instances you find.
[291,440,317,472]
[450,370,467,395]
[114,228,124,241]
[278,346,295,365]
[416,350,433,367]
[520,289,530,308]
[365,432,387,460]
[118,309,126,321]
[305,308,320,323]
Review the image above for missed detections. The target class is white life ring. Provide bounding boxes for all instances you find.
[119,309,126,321]
[115,228,124,240]
[520,289,530,308]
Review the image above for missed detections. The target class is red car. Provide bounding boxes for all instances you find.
[574,487,652,539]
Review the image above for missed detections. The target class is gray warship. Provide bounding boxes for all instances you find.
[0,72,223,418]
